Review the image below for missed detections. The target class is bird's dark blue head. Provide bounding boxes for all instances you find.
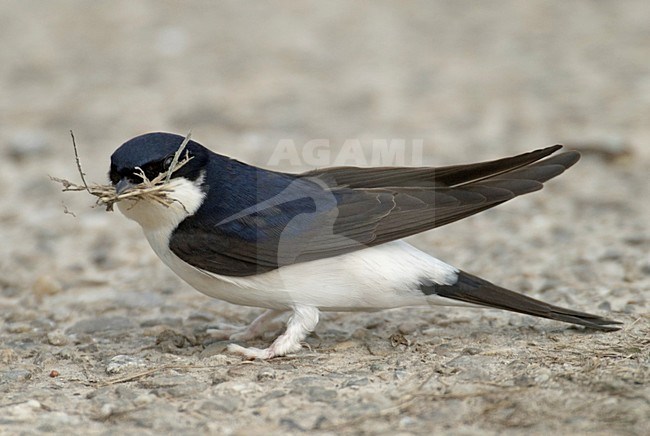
[110,132,210,193]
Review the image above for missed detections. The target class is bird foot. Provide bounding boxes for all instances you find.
[227,343,279,360]
[227,306,320,360]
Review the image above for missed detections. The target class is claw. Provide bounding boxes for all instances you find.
[227,343,275,360]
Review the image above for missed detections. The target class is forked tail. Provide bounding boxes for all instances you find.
[422,271,622,331]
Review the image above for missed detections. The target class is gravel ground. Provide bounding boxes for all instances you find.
[1,1,648,435]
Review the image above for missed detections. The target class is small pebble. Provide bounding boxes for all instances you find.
[105,355,147,374]
[389,333,410,347]
[257,367,276,381]
[26,399,42,409]
[398,322,418,335]
[99,403,115,419]
[47,331,69,346]
[50,370,60,378]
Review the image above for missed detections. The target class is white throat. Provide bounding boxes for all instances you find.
[117,175,205,232]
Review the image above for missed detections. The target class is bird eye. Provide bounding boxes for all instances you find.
[163,155,174,170]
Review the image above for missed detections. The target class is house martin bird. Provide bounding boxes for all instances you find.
[109,132,621,359]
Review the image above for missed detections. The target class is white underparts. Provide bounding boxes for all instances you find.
[118,176,462,358]
[117,173,206,230]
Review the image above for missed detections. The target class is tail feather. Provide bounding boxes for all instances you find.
[422,271,622,331]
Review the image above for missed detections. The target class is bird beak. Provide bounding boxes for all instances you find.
[115,178,136,195]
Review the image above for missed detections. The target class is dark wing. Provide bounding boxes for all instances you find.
[170,146,580,276]
[317,146,580,248]
[302,145,564,188]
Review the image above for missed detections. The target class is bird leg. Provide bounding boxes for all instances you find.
[207,309,286,341]
[228,305,320,360]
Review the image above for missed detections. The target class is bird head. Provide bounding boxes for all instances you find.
[109,132,209,230]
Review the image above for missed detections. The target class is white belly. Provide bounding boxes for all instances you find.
[144,225,459,311]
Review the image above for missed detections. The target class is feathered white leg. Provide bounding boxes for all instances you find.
[207,309,286,340]
[228,305,320,360]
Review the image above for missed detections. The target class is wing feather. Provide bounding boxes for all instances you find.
[170,146,580,276]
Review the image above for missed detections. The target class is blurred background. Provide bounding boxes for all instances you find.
[0,0,647,292]
[1,2,648,433]
[3,1,649,164]
[2,0,648,280]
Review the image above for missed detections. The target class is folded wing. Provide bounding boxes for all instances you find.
[170,146,580,276]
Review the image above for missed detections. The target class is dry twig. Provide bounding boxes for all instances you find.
[51,131,193,211]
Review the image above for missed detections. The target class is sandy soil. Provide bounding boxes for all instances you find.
[1,1,648,434]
